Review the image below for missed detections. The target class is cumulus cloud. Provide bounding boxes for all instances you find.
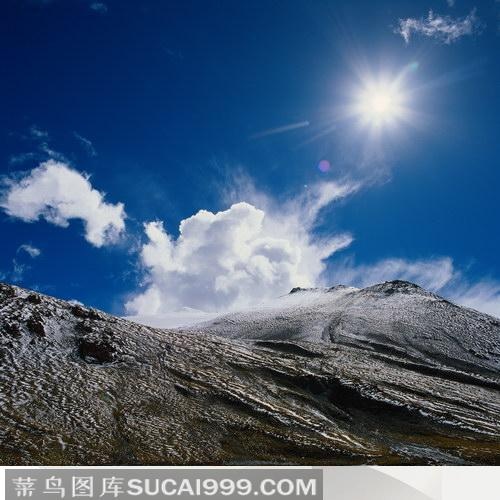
[126,182,357,315]
[331,257,500,318]
[1,160,126,247]
[18,244,41,258]
[396,9,480,44]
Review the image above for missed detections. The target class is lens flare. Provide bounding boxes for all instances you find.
[317,160,331,172]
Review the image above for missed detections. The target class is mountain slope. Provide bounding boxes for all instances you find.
[1,281,499,465]
[189,281,500,376]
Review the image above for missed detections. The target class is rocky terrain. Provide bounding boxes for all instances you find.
[0,281,499,465]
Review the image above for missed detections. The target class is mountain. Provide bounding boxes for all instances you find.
[188,281,500,376]
[1,281,499,465]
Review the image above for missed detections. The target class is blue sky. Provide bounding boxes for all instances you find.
[1,0,499,319]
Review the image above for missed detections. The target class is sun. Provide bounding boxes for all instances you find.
[352,78,407,128]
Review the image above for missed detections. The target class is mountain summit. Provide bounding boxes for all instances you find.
[1,281,499,465]
[190,280,500,376]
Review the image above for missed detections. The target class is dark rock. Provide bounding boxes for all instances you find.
[26,316,45,337]
[0,283,16,299]
[378,280,423,295]
[26,294,42,305]
[75,321,94,334]
[71,305,101,321]
[78,337,116,363]
[3,322,21,337]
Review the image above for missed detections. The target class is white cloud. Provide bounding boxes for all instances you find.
[1,160,126,247]
[331,257,500,318]
[396,9,480,44]
[126,182,357,315]
[447,0,455,7]
[18,244,41,258]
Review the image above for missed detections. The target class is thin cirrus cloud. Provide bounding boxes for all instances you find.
[126,181,358,316]
[9,124,68,166]
[0,260,27,284]
[395,9,481,44]
[73,132,97,157]
[89,2,108,14]
[29,125,49,140]
[449,280,500,318]
[330,257,500,318]
[0,245,42,284]
[17,244,41,258]
[1,160,126,247]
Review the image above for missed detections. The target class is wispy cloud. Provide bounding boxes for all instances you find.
[1,245,41,284]
[9,260,27,283]
[38,143,68,162]
[395,9,481,44]
[29,125,49,140]
[448,280,500,318]
[1,259,30,285]
[89,2,108,14]
[18,244,41,258]
[1,160,126,247]
[73,132,97,157]
[331,257,455,292]
[9,152,38,166]
[331,257,500,318]
[163,47,184,61]
[9,124,68,165]
[249,121,310,140]
[447,0,455,7]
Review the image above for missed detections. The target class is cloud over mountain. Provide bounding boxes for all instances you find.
[126,182,357,315]
[332,257,455,291]
[331,256,500,318]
